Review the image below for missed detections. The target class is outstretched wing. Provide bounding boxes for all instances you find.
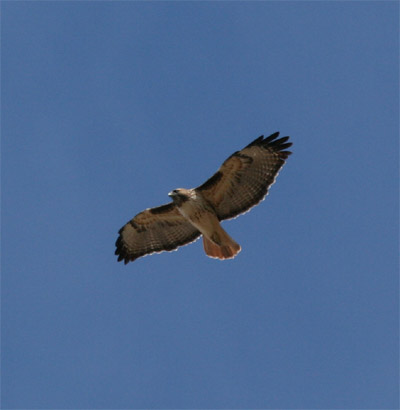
[196,132,292,221]
[115,203,201,264]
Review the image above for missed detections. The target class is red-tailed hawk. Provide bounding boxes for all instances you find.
[115,132,292,263]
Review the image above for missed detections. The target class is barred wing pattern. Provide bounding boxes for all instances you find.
[115,203,201,264]
[196,132,292,221]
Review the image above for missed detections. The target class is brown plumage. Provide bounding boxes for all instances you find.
[115,132,292,264]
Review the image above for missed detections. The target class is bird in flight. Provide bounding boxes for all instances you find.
[115,132,292,264]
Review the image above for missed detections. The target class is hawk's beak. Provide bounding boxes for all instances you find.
[168,191,175,198]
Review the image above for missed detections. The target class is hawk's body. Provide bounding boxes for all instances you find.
[115,132,292,263]
[171,188,241,259]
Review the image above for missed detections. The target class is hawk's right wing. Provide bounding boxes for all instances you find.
[196,132,292,221]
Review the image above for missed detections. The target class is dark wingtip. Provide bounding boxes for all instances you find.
[263,131,280,144]
[115,232,132,264]
[245,135,266,148]
[115,231,141,264]
[262,132,292,156]
[246,132,292,157]
[279,150,292,159]
[116,247,136,265]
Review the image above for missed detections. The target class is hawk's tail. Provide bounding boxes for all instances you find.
[202,228,241,260]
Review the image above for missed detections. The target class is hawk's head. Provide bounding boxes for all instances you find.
[168,188,193,205]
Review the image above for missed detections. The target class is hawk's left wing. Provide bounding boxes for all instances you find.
[115,203,201,264]
[195,132,292,221]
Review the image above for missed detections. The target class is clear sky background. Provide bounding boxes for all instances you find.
[2,2,398,409]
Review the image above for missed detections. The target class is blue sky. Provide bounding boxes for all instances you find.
[2,2,398,409]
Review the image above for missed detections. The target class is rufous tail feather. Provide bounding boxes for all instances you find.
[202,229,241,260]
